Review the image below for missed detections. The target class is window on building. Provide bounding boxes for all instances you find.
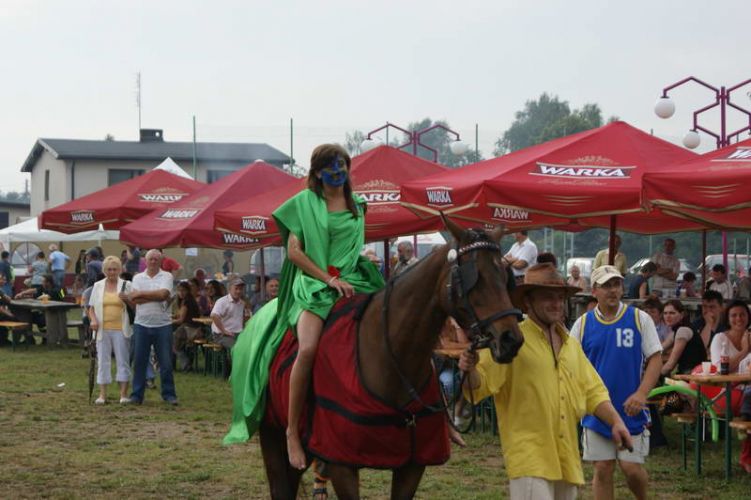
[108,169,145,186]
[44,170,50,201]
[207,170,235,183]
[0,212,8,229]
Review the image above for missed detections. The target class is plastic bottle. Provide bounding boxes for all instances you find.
[720,337,730,375]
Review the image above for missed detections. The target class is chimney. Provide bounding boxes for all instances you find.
[140,129,164,142]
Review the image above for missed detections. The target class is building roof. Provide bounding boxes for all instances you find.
[0,200,30,209]
[21,138,291,172]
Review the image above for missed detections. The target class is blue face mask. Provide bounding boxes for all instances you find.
[320,157,348,187]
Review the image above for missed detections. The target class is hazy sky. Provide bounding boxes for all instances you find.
[1,0,749,193]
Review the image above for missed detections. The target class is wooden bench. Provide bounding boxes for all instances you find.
[0,321,32,352]
[730,419,751,437]
[66,320,86,346]
[668,412,698,470]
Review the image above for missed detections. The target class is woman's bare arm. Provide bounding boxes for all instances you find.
[287,233,332,283]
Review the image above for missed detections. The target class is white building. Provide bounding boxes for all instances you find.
[21,129,290,216]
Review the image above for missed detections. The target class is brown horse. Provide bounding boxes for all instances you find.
[259,217,524,499]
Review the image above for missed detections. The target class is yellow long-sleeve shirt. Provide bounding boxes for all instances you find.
[464,318,610,485]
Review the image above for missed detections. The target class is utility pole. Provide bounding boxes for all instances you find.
[192,116,197,180]
[136,72,142,131]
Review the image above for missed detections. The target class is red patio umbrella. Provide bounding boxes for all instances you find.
[643,137,751,230]
[39,168,204,233]
[119,161,295,249]
[400,121,702,234]
[213,145,449,245]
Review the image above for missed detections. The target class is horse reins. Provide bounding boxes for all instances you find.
[380,234,522,431]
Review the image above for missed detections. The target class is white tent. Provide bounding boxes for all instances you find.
[153,157,193,179]
[0,217,119,250]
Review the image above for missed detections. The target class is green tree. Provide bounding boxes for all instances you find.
[344,130,366,156]
[493,94,604,155]
[405,118,479,167]
[345,119,480,166]
[0,190,29,203]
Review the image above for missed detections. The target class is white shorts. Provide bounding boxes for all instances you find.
[508,477,578,500]
[581,427,649,464]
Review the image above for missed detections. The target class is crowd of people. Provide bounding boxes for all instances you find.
[450,230,751,498]
[4,142,751,498]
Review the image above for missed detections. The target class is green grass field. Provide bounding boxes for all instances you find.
[1,344,750,499]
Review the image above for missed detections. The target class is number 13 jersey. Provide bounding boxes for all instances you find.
[572,304,661,437]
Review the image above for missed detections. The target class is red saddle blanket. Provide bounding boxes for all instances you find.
[264,295,450,468]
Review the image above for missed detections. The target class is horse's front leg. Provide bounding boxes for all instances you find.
[391,463,425,500]
[326,463,360,500]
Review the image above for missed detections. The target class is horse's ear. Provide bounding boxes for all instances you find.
[489,225,505,243]
[440,212,464,241]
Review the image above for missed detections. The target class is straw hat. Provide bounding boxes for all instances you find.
[510,263,581,311]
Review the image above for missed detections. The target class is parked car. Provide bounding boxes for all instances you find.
[628,257,694,282]
[249,247,284,277]
[363,232,447,264]
[699,254,750,283]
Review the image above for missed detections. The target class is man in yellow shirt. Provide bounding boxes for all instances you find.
[460,263,632,500]
[593,234,627,276]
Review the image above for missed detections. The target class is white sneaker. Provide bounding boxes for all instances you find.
[119,397,131,405]
[94,397,106,405]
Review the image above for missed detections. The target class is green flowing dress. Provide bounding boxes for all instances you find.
[223,189,385,445]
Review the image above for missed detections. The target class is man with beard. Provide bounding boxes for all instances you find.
[392,240,418,276]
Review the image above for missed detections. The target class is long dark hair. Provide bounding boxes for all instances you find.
[307,143,359,218]
[664,299,689,331]
[177,281,201,321]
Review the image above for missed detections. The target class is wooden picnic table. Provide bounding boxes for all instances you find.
[10,299,80,346]
[674,372,751,480]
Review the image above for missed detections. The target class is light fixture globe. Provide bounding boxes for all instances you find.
[449,140,469,156]
[682,130,701,149]
[360,138,380,152]
[654,97,675,119]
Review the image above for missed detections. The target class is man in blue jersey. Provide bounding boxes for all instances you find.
[570,265,662,500]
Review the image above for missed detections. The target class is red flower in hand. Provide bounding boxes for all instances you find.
[327,266,341,279]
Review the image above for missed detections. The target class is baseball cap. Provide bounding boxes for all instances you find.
[228,277,246,287]
[591,265,623,286]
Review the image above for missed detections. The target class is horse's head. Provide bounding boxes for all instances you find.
[440,215,524,364]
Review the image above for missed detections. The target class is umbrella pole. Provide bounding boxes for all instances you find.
[259,248,267,303]
[702,230,708,289]
[608,215,617,266]
[383,239,390,280]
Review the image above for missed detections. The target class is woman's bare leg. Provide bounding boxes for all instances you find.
[287,310,324,469]
[118,381,129,399]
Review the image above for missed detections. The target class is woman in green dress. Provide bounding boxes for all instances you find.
[223,144,384,470]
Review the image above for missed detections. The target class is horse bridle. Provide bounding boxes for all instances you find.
[380,233,523,422]
[446,236,523,351]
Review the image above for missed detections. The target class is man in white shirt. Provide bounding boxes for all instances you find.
[651,238,680,292]
[211,278,248,350]
[122,249,177,405]
[392,241,418,276]
[503,231,538,285]
[709,264,733,300]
